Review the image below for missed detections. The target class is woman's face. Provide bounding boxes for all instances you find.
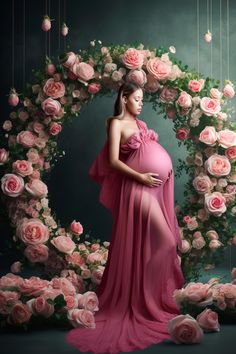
[124,88,143,116]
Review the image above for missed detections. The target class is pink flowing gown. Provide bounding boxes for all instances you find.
[66,118,185,353]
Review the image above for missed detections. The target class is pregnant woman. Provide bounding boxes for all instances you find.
[66,81,185,353]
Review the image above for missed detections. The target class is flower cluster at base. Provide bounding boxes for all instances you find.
[167,268,236,344]
[0,272,99,329]
[0,40,236,327]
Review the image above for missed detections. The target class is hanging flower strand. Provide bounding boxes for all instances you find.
[41,15,54,32]
[61,22,69,36]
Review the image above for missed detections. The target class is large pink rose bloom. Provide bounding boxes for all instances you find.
[41,97,61,116]
[225,146,236,162]
[200,97,221,116]
[127,69,147,86]
[218,129,236,148]
[12,160,33,177]
[77,291,99,312]
[192,173,213,194]
[67,308,96,328]
[24,244,49,263]
[25,179,48,197]
[204,191,226,216]
[188,79,205,92]
[199,126,218,146]
[72,62,94,81]
[146,57,172,80]
[16,218,49,245]
[121,48,144,69]
[51,235,76,254]
[160,86,178,103]
[16,130,36,148]
[196,308,220,332]
[43,78,65,99]
[205,154,231,176]
[177,91,192,108]
[168,314,204,344]
[9,302,32,325]
[1,173,24,197]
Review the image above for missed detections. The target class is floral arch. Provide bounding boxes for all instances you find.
[0,40,236,328]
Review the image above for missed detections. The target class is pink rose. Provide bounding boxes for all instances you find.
[199,126,218,146]
[16,130,36,148]
[26,148,40,164]
[223,83,235,99]
[146,57,171,80]
[61,52,77,68]
[178,239,191,253]
[209,239,223,250]
[67,308,95,328]
[188,79,205,92]
[64,295,78,310]
[196,308,220,332]
[25,179,48,197]
[87,82,101,94]
[166,107,177,119]
[3,119,12,131]
[184,282,212,302]
[66,252,85,267]
[127,69,147,86]
[192,237,206,249]
[51,236,76,254]
[19,276,49,297]
[0,148,9,165]
[225,146,236,162]
[144,73,160,93]
[70,220,83,236]
[206,230,219,240]
[122,48,144,69]
[200,97,221,116]
[12,160,33,177]
[16,218,49,245]
[192,174,213,194]
[91,267,104,285]
[218,129,236,148]
[49,122,62,136]
[176,128,189,140]
[72,62,95,81]
[204,191,226,216]
[0,273,24,289]
[210,88,222,99]
[24,244,49,263]
[51,277,76,296]
[43,78,65,99]
[205,154,231,176]
[77,291,99,312]
[86,252,103,264]
[10,261,22,273]
[46,63,56,75]
[160,86,178,103]
[168,314,204,344]
[177,91,192,108]
[28,296,54,317]
[1,173,24,197]
[41,98,61,116]
[186,216,198,230]
[9,302,32,325]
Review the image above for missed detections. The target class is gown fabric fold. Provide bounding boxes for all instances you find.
[66,118,185,354]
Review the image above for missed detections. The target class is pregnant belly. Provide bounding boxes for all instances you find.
[126,142,173,182]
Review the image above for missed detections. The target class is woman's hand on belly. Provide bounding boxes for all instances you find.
[137,172,163,187]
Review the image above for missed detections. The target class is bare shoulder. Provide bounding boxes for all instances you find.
[109,118,122,131]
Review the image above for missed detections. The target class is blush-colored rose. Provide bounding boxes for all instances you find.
[19,276,49,297]
[192,237,206,249]
[122,48,144,69]
[3,119,12,131]
[61,51,77,68]
[25,178,48,198]
[51,277,76,296]
[27,296,54,317]
[88,82,101,94]
[24,244,49,263]
[184,282,211,302]
[77,291,99,312]
[16,130,36,148]
[205,154,231,176]
[67,308,95,328]
[168,314,204,344]
[12,160,33,177]
[51,236,76,254]
[66,252,85,267]
[200,97,221,116]
[210,88,222,99]
[160,86,178,103]
[186,216,198,231]
[188,79,205,92]
[70,220,83,236]
[178,239,191,253]
[0,148,9,165]
[41,97,61,116]
[206,230,219,240]
[127,69,147,86]
[91,267,104,285]
[204,191,226,216]
[49,122,62,136]
[223,83,235,99]
[43,78,65,98]
[199,126,218,146]
[209,239,223,250]
[10,261,22,273]
[144,73,160,93]
[1,173,24,197]
[177,91,192,108]
[9,302,32,325]
[192,173,213,194]
[146,57,172,81]
[86,252,103,264]
[72,62,94,81]
[16,218,49,245]
[196,308,220,332]
[218,129,236,148]
[176,128,189,140]
[225,146,236,162]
